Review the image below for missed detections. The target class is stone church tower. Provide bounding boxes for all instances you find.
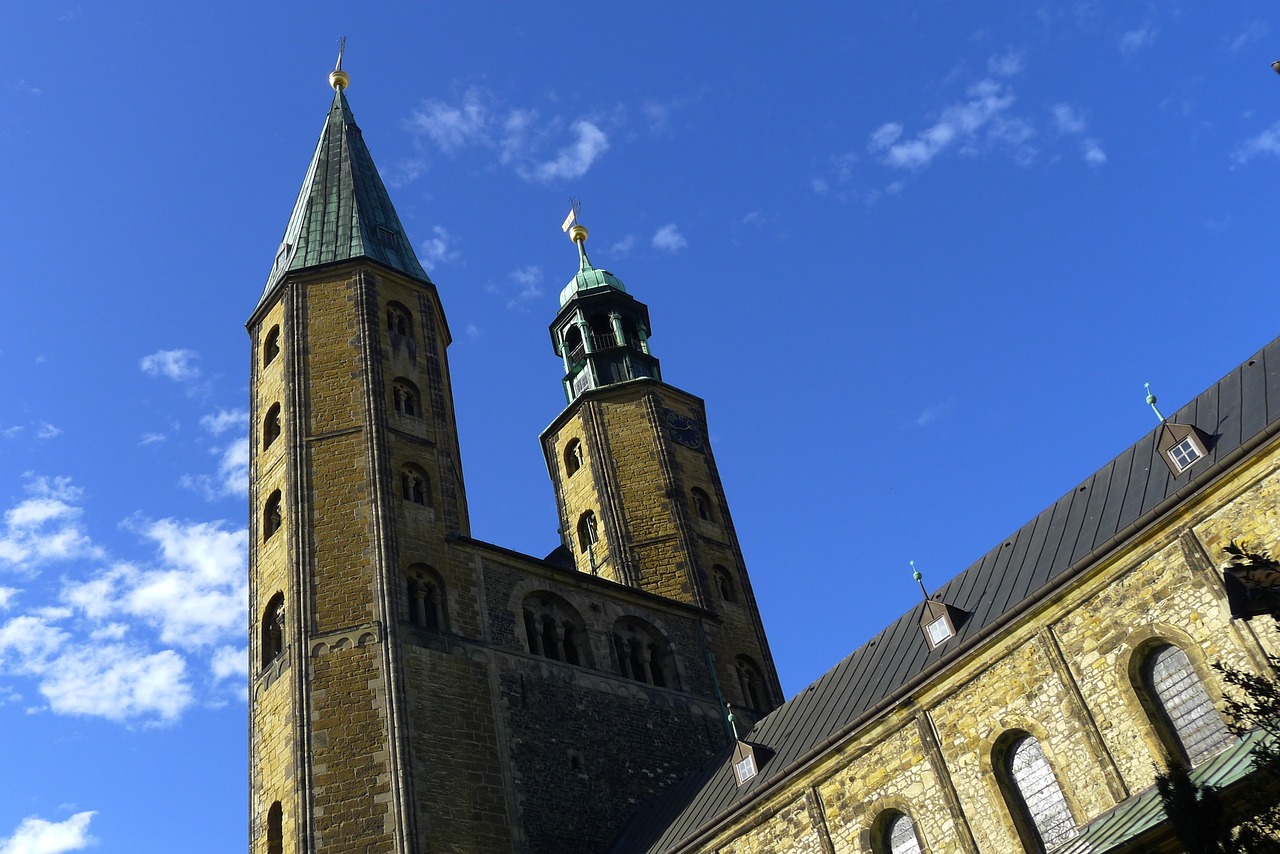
[246,66,780,854]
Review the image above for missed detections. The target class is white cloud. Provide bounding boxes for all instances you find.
[987,49,1024,78]
[609,235,637,256]
[408,89,490,153]
[200,409,247,436]
[34,423,60,441]
[0,811,96,854]
[1232,121,1280,164]
[1082,139,1107,165]
[1119,24,1157,54]
[211,644,247,681]
[65,518,247,650]
[521,121,609,183]
[1,426,21,440]
[407,89,610,183]
[181,436,248,501]
[652,224,688,253]
[869,123,903,151]
[0,477,100,572]
[139,349,200,382]
[869,78,1026,171]
[419,226,460,272]
[0,588,16,610]
[9,80,42,97]
[464,323,481,339]
[0,614,193,722]
[507,266,543,307]
[138,433,166,446]
[1051,104,1088,135]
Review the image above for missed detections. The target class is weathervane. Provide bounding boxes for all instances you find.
[329,36,350,91]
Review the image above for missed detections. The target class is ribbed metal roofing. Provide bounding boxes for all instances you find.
[611,336,1280,853]
[255,89,431,313]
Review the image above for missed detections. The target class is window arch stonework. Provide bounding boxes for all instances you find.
[261,592,285,671]
[263,490,283,541]
[263,325,281,367]
[564,438,584,478]
[712,565,736,602]
[996,732,1077,851]
[691,487,714,523]
[735,655,768,711]
[400,464,432,509]
[577,511,599,553]
[405,564,446,632]
[612,617,679,689]
[263,403,282,451]
[392,378,422,418]
[522,592,589,667]
[874,810,923,854]
[1140,642,1233,765]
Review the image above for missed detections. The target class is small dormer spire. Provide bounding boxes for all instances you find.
[329,37,350,91]
[1145,382,1166,422]
[911,560,930,602]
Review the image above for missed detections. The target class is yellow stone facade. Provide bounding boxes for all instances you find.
[672,434,1280,854]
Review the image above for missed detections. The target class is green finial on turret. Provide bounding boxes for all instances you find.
[1145,382,1166,422]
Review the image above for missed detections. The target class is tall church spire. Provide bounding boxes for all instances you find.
[255,69,430,315]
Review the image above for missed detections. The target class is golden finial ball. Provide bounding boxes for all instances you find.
[569,224,589,244]
[329,69,350,91]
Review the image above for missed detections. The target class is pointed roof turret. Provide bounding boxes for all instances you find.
[255,59,430,313]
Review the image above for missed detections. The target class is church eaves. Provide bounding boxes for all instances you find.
[255,87,431,313]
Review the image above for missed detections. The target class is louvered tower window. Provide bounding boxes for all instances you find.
[1145,644,1234,764]
[1006,736,1076,850]
[884,812,923,854]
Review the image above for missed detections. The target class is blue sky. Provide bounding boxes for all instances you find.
[3,3,1280,851]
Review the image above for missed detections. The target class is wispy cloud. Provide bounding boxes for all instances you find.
[139,433,166,446]
[1232,121,1280,164]
[406,87,610,184]
[1227,20,1268,53]
[868,78,1031,171]
[652,224,687,253]
[419,226,460,272]
[1119,24,1157,55]
[199,409,247,436]
[987,48,1024,78]
[0,810,96,853]
[1051,104,1106,166]
[181,437,248,501]
[8,80,42,97]
[608,235,637,256]
[34,423,61,441]
[140,349,200,382]
[915,400,955,427]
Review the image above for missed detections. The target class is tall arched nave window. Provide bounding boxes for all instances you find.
[1000,733,1077,851]
[1140,643,1234,765]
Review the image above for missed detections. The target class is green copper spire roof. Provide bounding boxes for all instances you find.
[257,88,431,310]
[558,226,627,307]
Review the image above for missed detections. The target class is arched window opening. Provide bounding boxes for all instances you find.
[522,593,588,667]
[736,656,767,710]
[266,801,283,854]
[564,439,584,477]
[588,313,615,348]
[400,464,431,508]
[1002,734,1077,851]
[713,565,736,602]
[691,488,714,522]
[263,490,283,541]
[1143,644,1233,765]
[405,564,445,632]
[392,379,421,418]
[563,325,585,363]
[614,618,679,689]
[876,811,922,854]
[263,403,282,450]
[577,511,599,553]
[387,302,413,339]
[261,592,285,670]
[263,326,280,367]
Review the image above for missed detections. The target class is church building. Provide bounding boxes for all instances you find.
[247,65,1280,854]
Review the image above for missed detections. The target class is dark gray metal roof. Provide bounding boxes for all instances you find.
[255,89,431,313]
[611,337,1280,854]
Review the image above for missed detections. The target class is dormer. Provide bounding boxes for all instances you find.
[1156,421,1209,478]
[919,599,968,649]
